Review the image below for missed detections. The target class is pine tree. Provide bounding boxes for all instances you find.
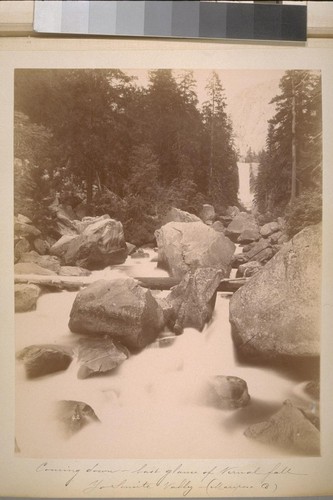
[202,71,239,208]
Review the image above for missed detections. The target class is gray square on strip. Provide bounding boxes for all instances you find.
[172,1,200,38]
[34,1,63,33]
[144,1,173,37]
[116,1,145,36]
[89,1,117,35]
[61,0,90,34]
[199,2,227,38]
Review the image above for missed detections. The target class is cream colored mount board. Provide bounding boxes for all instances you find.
[1,1,333,37]
[0,35,333,499]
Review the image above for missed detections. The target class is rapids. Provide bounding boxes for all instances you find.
[15,250,317,458]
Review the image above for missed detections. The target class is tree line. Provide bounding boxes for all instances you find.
[254,70,322,236]
[14,69,239,245]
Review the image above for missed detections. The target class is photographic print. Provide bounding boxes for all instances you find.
[14,67,322,461]
[1,37,332,499]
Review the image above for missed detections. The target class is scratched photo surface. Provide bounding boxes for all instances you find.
[14,68,322,461]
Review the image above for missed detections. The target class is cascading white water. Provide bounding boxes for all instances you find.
[15,251,316,458]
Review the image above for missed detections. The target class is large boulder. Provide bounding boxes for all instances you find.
[58,217,127,270]
[225,213,258,243]
[69,278,164,352]
[162,207,200,225]
[155,221,235,279]
[244,400,320,455]
[229,224,321,360]
[16,344,73,378]
[15,284,41,312]
[165,268,222,334]
[19,251,61,273]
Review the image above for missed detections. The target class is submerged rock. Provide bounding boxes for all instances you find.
[16,344,73,378]
[69,278,164,352]
[15,284,41,312]
[165,268,222,334]
[244,400,320,455]
[77,337,129,379]
[205,375,250,409]
[230,224,321,360]
[155,221,235,279]
[56,400,100,436]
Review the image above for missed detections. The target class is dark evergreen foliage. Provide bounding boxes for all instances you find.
[14,68,240,243]
[254,70,322,230]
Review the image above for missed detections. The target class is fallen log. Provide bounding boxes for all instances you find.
[14,274,249,292]
[135,276,248,292]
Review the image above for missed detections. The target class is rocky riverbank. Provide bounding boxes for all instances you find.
[14,204,321,456]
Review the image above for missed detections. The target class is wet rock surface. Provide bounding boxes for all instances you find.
[244,399,320,455]
[230,224,321,360]
[15,284,41,312]
[56,400,100,436]
[69,278,164,352]
[165,268,222,334]
[77,337,129,379]
[205,375,250,409]
[155,221,235,279]
[16,344,73,378]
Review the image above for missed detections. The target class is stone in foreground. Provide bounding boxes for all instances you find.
[244,400,320,455]
[15,284,41,312]
[229,224,321,360]
[205,375,250,409]
[155,221,235,279]
[56,400,100,436]
[77,337,129,379]
[165,268,222,334]
[69,278,164,352]
[16,344,73,378]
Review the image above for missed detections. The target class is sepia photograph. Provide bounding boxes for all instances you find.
[13,66,322,463]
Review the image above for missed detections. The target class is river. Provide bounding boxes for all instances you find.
[15,250,317,458]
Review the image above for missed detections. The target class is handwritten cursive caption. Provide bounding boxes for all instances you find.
[34,461,308,496]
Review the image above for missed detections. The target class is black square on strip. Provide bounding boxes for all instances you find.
[226,3,254,40]
[281,5,307,42]
[199,2,227,39]
[254,4,281,41]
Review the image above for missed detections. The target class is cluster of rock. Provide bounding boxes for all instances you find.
[15,203,321,453]
[14,212,128,312]
[229,223,321,361]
